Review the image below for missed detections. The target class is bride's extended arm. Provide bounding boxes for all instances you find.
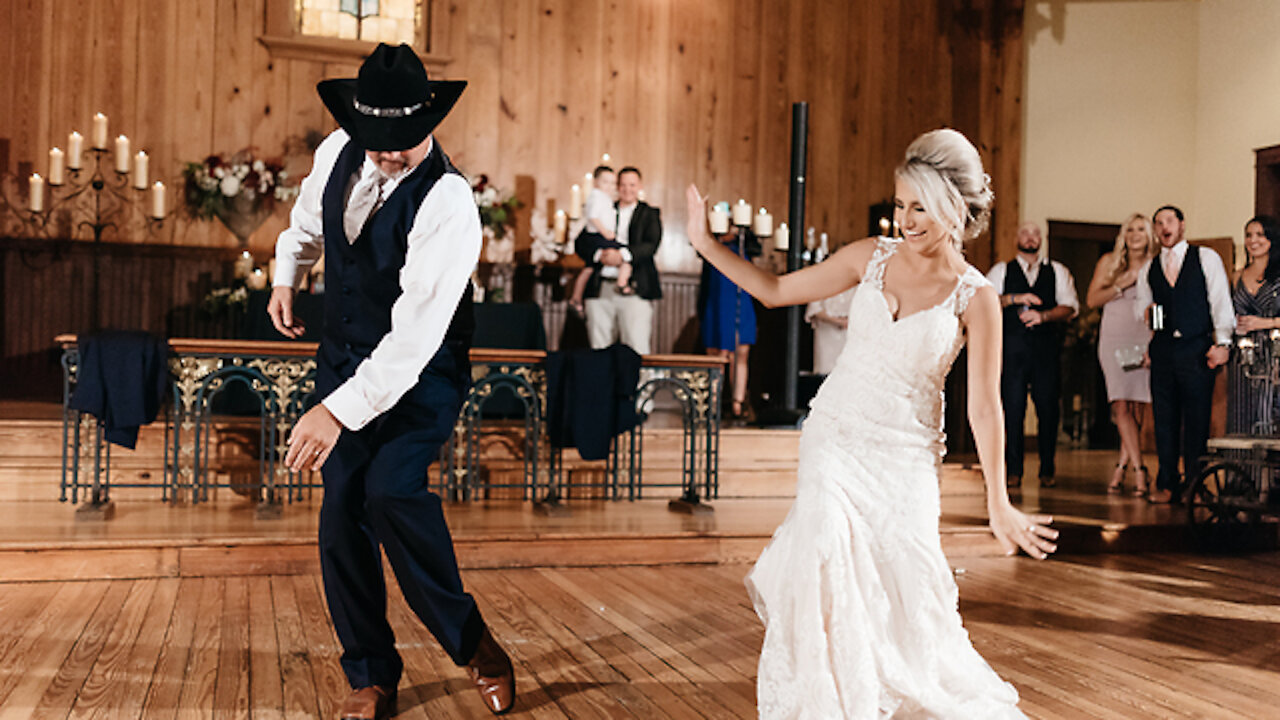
[686,185,868,308]
[963,285,1058,559]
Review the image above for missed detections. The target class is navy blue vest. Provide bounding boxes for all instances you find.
[1002,259,1062,351]
[317,139,474,391]
[1149,245,1212,340]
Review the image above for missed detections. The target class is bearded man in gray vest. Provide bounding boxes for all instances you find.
[269,44,515,719]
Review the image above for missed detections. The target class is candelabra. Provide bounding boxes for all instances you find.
[0,129,171,330]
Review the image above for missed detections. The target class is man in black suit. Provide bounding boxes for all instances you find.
[1134,205,1235,503]
[575,166,663,354]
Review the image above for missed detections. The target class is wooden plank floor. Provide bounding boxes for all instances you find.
[1,553,1278,719]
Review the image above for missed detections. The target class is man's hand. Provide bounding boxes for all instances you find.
[1011,292,1043,307]
[599,248,624,266]
[285,404,342,472]
[267,286,306,338]
[1206,344,1230,369]
[1019,308,1044,328]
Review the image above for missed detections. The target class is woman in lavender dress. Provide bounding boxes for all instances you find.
[1086,214,1158,496]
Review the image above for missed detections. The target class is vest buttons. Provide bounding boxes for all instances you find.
[342,316,351,324]
[342,285,352,296]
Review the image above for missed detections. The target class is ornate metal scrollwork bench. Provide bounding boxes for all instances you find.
[56,336,725,516]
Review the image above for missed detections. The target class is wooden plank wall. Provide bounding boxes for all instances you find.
[0,239,242,399]
[0,0,1024,267]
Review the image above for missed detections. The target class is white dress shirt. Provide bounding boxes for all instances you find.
[985,256,1081,317]
[1132,240,1235,344]
[597,200,637,278]
[273,129,482,431]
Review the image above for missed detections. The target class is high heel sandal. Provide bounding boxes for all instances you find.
[1107,463,1126,494]
[1132,465,1150,498]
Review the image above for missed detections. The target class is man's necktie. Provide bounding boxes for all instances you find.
[344,172,385,243]
[1163,251,1178,286]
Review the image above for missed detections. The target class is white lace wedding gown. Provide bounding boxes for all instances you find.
[745,238,1024,719]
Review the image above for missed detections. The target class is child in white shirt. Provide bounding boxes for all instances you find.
[570,166,631,315]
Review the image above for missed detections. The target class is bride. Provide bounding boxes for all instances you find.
[686,129,1058,719]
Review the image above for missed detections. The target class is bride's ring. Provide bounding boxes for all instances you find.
[1026,525,1035,533]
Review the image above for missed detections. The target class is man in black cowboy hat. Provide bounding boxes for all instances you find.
[269,43,515,719]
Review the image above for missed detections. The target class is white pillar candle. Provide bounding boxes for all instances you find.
[151,181,166,219]
[29,174,44,212]
[878,217,891,237]
[553,209,567,243]
[234,250,253,279]
[732,199,752,226]
[92,113,109,149]
[48,148,65,186]
[67,131,83,169]
[133,151,148,189]
[708,207,729,235]
[569,184,582,219]
[774,222,789,251]
[601,153,611,163]
[754,207,773,237]
[246,268,268,291]
[115,136,130,173]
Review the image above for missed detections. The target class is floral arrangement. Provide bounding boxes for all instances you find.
[202,284,250,315]
[182,149,299,221]
[471,174,521,238]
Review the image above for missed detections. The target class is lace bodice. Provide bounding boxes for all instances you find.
[808,237,990,460]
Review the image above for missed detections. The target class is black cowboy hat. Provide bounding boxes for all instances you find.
[317,43,466,152]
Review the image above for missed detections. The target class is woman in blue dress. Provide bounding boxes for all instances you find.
[699,222,761,420]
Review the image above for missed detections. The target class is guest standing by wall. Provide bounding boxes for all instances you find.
[575,167,662,354]
[699,223,760,421]
[1230,215,1280,435]
[1086,214,1158,496]
[1134,205,1235,504]
[986,221,1080,488]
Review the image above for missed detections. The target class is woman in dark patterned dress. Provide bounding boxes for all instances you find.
[1230,215,1280,435]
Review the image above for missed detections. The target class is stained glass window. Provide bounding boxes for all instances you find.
[295,0,420,45]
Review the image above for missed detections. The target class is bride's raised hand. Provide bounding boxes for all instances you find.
[987,501,1057,560]
[686,184,712,252]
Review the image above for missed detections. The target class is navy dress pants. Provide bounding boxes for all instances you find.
[1001,341,1062,479]
[1149,335,1216,496]
[317,342,483,690]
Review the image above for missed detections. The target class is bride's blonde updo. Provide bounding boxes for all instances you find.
[894,128,993,249]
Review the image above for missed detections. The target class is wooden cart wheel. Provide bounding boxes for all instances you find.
[1186,461,1260,549]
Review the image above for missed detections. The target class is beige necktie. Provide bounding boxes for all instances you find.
[1162,251,1178,286]
[344,172,385,243]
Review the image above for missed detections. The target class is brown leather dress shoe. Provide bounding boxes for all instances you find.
[340,685,396,720]
[467,628,515,715]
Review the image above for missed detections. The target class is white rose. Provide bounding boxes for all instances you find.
[220,175,241,197]
[235,164,249,179]
[213,166,226,179]
[482,187,498,205]
[252,160,265,173]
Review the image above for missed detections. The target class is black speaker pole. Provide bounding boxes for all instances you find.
[783,102,808,412]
